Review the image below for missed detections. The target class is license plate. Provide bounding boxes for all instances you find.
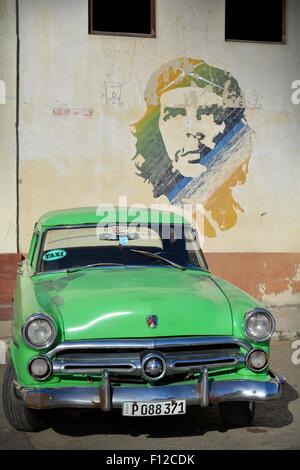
[122,400,186,417]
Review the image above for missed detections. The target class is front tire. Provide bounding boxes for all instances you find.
[2,359,48,432]
[219,401,255,427]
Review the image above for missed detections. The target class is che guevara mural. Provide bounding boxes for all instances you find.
[132,57,252,237]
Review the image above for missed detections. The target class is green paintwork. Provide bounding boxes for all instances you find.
[35,268,233,341]
[11,207,272,389]
[38,206,189,228]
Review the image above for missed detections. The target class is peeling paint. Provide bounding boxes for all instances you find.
[258,262,300,303]
[258,283,267,296]
[261,287,300,307]
[293,264,300,281]
[260,263,300,305]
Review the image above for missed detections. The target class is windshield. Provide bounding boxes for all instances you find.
[37,223,207,273]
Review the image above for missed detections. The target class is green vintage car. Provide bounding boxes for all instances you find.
[2,206,282,431]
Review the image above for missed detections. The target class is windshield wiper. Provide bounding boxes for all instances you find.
[129,249,186,271]
[66,263,125,274]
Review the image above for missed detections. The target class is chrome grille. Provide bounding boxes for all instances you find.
[48,336,248,379]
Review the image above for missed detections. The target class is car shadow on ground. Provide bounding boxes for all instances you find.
[45,382,298,438]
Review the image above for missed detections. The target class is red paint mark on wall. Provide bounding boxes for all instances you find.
[53,108,93,117]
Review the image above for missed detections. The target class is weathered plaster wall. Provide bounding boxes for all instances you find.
[0,0,17,253]
[206,253,300,306]
[1,0,300,306]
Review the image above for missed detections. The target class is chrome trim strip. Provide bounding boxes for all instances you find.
[47,336,251,358]
[14,373,282,410]
[168,352,244,372]
[52,356,141,376]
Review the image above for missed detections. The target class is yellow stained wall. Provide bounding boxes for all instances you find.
[0,0,17,253]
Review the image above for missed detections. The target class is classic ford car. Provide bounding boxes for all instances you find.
[2,207,282,431]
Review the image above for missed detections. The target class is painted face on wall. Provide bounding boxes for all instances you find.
[159,87,226,177]
[133,57,252,237]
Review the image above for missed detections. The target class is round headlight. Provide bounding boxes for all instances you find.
[245,308,275,342]
[23,314,57,349]
[246,349,268,371]
[29,357,52,380]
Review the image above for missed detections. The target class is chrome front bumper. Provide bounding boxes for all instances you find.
[14,369,283,411]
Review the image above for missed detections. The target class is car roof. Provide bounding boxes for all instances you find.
[38,206,190,227]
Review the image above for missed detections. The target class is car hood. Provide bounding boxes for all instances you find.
[40,267,233,340]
